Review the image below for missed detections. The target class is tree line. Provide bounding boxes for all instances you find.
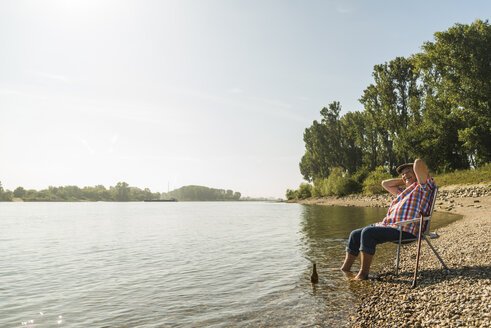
[0,181,160,202]
[164,185,241,201]
[0,181,242,202]
[289,20,490,199]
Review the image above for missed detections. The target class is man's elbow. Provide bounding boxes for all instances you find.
[414,158,429,182]
[414,158,427,171]
[381,180,391,191]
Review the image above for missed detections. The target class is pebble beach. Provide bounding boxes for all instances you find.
[295,184,491,328]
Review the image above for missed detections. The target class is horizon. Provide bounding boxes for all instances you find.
[1,0,489,198]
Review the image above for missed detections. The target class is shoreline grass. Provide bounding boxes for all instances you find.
[433,163,491,186]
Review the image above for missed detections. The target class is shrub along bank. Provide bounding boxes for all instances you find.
[286,164,491,200]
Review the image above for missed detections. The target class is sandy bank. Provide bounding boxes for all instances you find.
[290,184,491,327]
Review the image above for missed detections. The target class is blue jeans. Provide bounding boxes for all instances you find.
[346,225,416,256]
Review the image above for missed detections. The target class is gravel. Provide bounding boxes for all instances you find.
[347,186,491,328]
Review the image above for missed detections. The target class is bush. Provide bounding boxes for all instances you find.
[312,177,328,197]
[285,189,298,200]
[363,166,393,194]
[312,168,362,197]
[342,178,362,195]
[297,183,313,199]
[325,167,361,196]
[352,166,371,184]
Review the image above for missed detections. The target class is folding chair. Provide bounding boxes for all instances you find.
[393,186,450,287]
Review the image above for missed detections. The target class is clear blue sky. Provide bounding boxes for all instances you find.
[1,0,489,198]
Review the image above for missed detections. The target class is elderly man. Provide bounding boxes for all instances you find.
[340,158,436,280]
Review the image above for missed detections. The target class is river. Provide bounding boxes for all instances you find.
[0,202,460,327]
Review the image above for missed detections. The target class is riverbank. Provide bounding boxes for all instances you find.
[291,184,491,327]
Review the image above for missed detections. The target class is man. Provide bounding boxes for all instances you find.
[340,158,436,280]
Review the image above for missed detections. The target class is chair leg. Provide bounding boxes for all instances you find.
[424,236,450,272]
[412,216,425,288]
[395,229,403,275]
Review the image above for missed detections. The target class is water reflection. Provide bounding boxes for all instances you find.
[19,313,64,327]
[296,205,387,326]
[299,205,387,267]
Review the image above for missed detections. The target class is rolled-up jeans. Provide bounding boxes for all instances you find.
[346,224,416,256]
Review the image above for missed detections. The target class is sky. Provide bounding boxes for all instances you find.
[0,0,489,198]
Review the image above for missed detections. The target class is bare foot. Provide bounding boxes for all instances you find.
[352,272,369,280]
[323,267,355,280]
[340,270,355,280]
[324,268,350,272]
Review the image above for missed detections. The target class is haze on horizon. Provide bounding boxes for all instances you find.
[1,0,489,198]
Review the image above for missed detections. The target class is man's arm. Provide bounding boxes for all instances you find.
[414,158,429,185]
[381,178,404,196]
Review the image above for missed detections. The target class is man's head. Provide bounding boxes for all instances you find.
[396,163,416,186]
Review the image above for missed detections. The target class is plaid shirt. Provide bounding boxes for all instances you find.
[377,177,436,236]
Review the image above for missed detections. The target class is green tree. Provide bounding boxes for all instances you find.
[360,56,422,172]
[112,182,130,201]
[0,182,12,201]
[167,185,242,201]
[13,186,26,198]
[415,19,491,168]
[61,186,83,201]
[300,101,345,181]
[285,189,298,200]
[300,120,331,180]
[297,183,312,199]
[340,111,365,173]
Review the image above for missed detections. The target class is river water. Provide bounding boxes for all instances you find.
[0,202,460,327]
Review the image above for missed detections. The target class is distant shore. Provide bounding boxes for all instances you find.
[289,184,491,327]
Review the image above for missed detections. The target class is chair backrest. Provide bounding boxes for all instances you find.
[422,186,439,234]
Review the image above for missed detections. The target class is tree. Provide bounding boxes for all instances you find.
[0,181,12,201]
[297,183,312,199]
[112,182,130,201]
[340,111,365,173]
[415,19,491,168]
[285,189,298,200]
[300,101,345,181]
[359,57,422,172]
[167,185,242,201]
[13,186,26,198]
[300,120,331,180]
